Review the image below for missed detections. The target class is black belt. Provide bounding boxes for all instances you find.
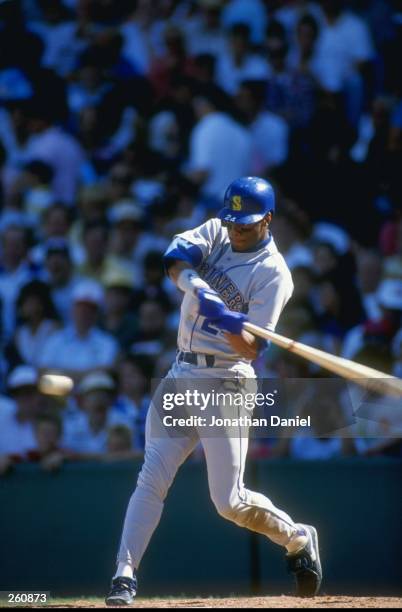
[177,351,215,367]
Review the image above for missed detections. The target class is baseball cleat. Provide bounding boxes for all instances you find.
[286,524,322,597]
[105,575,137,606]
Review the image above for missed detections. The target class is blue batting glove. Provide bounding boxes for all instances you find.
[198,288,247,334]
[198,288,226,319]
[213,311,247,335]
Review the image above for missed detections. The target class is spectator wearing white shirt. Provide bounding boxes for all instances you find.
[29,0,83,77]
[312,0,374,125]
[62,371,134,453]
[5,279,60,371]
[184,0,227,59]
[0,366,41,456]
[187,85,252,204]
[23,101,85,205]
[216,23,270,96]
[38,279,118,378]
[235,79,289,174]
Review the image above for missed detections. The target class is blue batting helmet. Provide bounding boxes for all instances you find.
[218,176,275,224]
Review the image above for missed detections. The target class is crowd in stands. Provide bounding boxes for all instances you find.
[0,0,401,470]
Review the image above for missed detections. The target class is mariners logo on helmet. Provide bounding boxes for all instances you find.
[218,176,275,225]
[231,196,242,210]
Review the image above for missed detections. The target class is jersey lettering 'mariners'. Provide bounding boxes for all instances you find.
[198,261,245,312]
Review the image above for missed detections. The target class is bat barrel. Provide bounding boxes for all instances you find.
[244,322,402,399]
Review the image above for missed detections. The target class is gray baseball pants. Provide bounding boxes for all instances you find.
[117,360,299,569]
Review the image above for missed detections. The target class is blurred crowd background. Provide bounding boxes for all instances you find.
[0,0,401,472]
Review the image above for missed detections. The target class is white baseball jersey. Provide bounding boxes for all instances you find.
[165,218,294,360]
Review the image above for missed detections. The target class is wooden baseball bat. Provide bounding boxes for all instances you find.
[243,321,402,398]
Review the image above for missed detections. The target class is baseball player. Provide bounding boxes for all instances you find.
[105,177,322,606]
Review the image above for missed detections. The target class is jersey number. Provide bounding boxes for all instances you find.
[201,317,220,336]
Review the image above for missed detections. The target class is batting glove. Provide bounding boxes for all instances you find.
[197,288,226,318]
[198,288,247,334]
[211,311,247,334]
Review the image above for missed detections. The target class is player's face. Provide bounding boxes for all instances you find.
[225,216,270,251]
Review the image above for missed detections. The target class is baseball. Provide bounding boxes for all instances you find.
[39,374,74,396]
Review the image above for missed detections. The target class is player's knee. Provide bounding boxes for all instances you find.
[215,502,239,522]
[211,495,240,522]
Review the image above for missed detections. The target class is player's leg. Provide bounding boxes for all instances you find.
[201,432,298,546]
[116,404,198,570]
[105,401,198,605]
[201,431,321,596]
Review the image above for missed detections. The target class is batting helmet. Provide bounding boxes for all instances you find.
[218,176,275,224]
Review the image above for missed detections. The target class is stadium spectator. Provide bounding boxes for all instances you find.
[43,238,82,324]
[272,392,359,459]
[30,204,75,265]
[315,271,365,342]
[222,0,268,45]
[274,1,323,40]
[235,79,289,174]
[67,45,114,134]
[149,25,195,99]
[63,370,133,453]
[264,20,317,129]
[114,354,152,452]
[68,185,108,260]
[132,250,173,316]
[78,218,135,286]
[0,366,42,456]
[101,269,138,352]
[215,23,270,96]
[5,280,60,371]
[12,160,55,225]
[21,100,85,204]
[312,0,374,125]
[0,411,64,474]
[130,299,170,357]
[187,85,252,204]
[270,204,313,270]
[184,0,227,58]
[37,279,118,377]
[342,278,402,360]
[106,424,137,454]
[0,224,40,342]
[107,200,145,285]
[287,13,320,74]
[29,0,82,78]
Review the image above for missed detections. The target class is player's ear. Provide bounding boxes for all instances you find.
[264,213,272,226]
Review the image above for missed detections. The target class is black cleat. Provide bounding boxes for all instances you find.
[286,524,322,597]
[105,575,137,606]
